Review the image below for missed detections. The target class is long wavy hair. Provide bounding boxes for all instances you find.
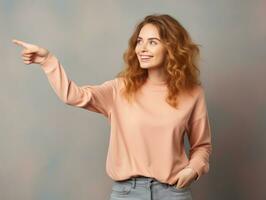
[116,14,202,109]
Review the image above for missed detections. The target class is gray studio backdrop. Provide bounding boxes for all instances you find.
[1,0,266,200]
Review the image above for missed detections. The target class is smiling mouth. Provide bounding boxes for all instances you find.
[141,59,152,62]
[140,56,153,62]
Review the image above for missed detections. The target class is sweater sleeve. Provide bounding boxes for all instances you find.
[185,86,212,181]
[39,52,116,118]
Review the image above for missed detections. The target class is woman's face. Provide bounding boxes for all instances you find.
[135,23,167,70]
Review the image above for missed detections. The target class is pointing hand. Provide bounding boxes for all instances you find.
[12,39,50,65]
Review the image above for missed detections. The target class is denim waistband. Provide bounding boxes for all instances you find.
[113,176,172,189]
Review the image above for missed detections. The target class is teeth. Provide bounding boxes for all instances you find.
[141,56,152,58]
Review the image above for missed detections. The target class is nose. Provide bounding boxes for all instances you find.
[140,42,148,52]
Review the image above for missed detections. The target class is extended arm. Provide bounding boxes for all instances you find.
[40,53,116,118]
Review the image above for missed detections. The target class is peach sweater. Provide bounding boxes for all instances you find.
[40,53,212,185]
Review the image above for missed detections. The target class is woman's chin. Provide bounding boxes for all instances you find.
[139,64,153,69]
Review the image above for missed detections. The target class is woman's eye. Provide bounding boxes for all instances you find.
[136,40,157,45]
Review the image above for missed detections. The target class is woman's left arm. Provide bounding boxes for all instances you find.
[185,86,213,182]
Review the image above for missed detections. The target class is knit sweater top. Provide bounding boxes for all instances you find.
[40,53,212,185]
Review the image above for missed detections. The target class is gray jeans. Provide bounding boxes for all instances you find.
[109,176,193,200]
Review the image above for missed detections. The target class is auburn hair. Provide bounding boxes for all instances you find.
[116,13,202,108]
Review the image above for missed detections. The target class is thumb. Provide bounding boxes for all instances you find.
[175,169,184,182]
[175,174,180,183]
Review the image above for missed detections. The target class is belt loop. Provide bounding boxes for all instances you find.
[131,177,136,189]
[146,178,153,189]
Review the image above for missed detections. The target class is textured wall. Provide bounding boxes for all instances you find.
[1,0,266,200]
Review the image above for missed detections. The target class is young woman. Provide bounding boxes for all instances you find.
[13,14,212,200]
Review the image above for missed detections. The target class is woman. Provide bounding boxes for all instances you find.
[13,14,212,200]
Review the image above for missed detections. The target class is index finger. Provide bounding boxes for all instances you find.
[12,39,31,49]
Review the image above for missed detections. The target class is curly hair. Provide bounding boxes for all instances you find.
[116,13,202,109]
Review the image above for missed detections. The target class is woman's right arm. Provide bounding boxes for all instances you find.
[39,53,116,118]
[13,39,116,118]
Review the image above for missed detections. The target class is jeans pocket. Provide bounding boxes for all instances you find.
[111,182,132,196]
[167,184,190,193]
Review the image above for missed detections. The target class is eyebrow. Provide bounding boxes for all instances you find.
[137,36,161,41]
